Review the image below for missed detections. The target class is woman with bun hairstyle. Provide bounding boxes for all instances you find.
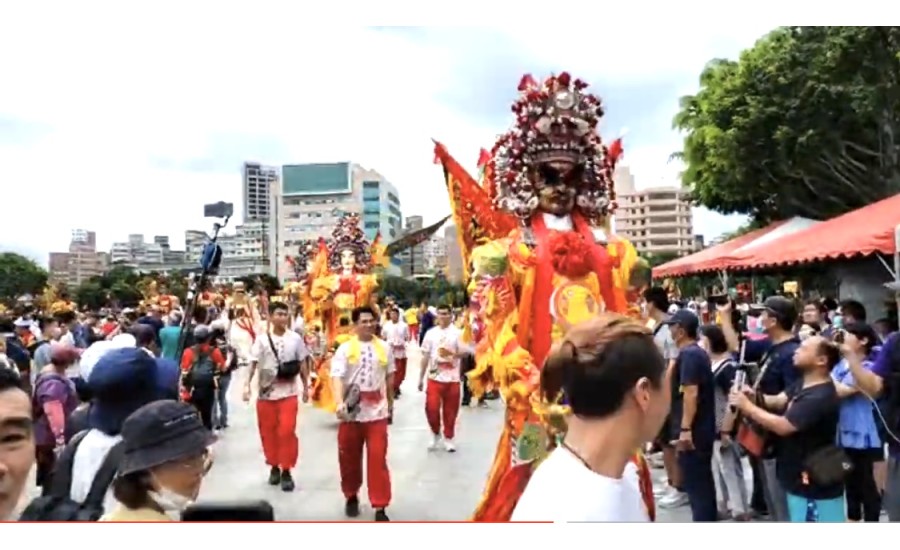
[511,314,670,522]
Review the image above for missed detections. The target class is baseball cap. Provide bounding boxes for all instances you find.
[663,309,700,336]
[118,400,215,476]
[87,347,159,435]
[756,296,797,324]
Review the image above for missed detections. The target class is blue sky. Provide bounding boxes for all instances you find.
[0,12,782,265]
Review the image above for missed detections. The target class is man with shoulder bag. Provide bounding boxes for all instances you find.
[730,335,846,522]
[243,302,310,492]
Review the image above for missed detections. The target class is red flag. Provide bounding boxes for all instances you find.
[476,148,491,169]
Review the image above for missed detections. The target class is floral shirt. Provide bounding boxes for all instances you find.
[330,339,395,423]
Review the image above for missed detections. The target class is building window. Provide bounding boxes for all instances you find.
[363,180,380,189]
[365,222,379,229]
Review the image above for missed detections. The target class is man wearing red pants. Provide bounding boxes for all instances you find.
[418,304,468,453]
[381,308,408,399]
[331,306,394,522]
[243,302,310,493]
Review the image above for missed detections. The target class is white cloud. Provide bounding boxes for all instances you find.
[0,4,779,265]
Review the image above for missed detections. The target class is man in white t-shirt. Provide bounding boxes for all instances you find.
[418,304,468,452]
[331,306,394,522]
[381,308,408,399]
[243,302,310,493]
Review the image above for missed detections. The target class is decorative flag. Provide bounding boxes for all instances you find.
[384,215,451,258]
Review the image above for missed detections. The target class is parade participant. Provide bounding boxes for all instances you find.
[102,400,215,522]
[434,71,649,521]
[382,308,408,398]
[155,283,179,315]
[330,306,394,521]
[404,306,419,342]
[512,314,668,521]
[179,325,226,430]
[418,305,467,452]
[243,302,310,492]
[228,282,258,368]
[310,213,379,413]
[0,368,34,521]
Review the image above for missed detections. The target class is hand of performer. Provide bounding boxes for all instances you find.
[242,385,251,402]
[417,379,424,392]
[301,387,310,403]
[675,430,694,452]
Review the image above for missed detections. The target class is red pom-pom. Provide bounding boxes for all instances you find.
[557,72,571,87]
[548,231,591,279]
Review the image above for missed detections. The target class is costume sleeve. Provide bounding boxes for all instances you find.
[330,344,349,378]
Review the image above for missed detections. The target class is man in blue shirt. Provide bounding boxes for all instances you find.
[719,295,799,522]
[665,309,718,522]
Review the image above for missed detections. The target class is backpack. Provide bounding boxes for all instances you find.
[19,431,124,521]
[184,346,217,389]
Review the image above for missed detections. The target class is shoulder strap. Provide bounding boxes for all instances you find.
[652,323,665,337]
[266,332,282,366]
[83,440,125,507]
[46,430,91,499]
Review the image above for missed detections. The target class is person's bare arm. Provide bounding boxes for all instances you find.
[834,381,859,399]
[681,385,698,431]
[847,351,884,397]
[761,392,790,411]
[739,400,798,437]
[718,305,740,353]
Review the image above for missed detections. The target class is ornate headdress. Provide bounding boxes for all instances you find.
[489,72,622,221]
[327,213,372,272]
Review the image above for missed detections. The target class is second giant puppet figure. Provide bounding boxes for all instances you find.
[435,72,653,522]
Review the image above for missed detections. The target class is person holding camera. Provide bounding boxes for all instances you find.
[242,302,310,493]
[831,322,883,521]
[729,335,843,522]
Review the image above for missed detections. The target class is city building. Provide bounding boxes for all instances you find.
[273,162,403,281]
[243,162,278,222]
[110,234,183,267]
[48,230,109,288]
[423,234,448,275]
[614,165,697,257]
[443,224,464,283]
[185,221,271,282]
[396,215,426,278]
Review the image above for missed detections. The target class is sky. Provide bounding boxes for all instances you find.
[0,6,783,266]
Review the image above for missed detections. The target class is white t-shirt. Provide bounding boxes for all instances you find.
[381,321,408,359]
[511,447,649,522]
[250,329,309,401]
[420,325,466,383]
[330,339,395,423]
[69,429,122,514]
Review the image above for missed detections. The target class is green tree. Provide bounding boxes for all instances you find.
[74,280,107,311]
[0,252,48,305]
[674,26,900,224]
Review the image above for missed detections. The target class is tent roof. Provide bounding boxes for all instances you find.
[720,193,900,270]
[652,218,814,278]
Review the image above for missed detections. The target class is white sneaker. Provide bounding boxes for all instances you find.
[443,439,456,453]
[427,434,441,451]
[653,482,670,497]
[659,490,689,508]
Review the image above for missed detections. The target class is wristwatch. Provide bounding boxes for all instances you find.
[680,427,692,432]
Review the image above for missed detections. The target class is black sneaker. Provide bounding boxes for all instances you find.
[268,466,281,486]
[280,470,295,492]
[374,508,390,522]
[345,496,360,518]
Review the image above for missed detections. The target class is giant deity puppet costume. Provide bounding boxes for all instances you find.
[309,213,380,412]
[434,72,653,522]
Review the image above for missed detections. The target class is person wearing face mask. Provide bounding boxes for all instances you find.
[101,400,214,522]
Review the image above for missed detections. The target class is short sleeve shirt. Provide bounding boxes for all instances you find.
[420,325,464,383]
[330,339,395,423]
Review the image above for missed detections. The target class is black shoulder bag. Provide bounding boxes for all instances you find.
[267,332,301,380]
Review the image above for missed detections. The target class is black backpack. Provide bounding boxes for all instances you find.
[184,346,217,389]
[19,431,124,521]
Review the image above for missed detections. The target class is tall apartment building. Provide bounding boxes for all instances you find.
[184,221,270,282]
[423,234,448,275]
[48,229,109,287]
[396,215,427,278]
[273,162,403,281]
[444,224,464,283]
[243,162,278,222]
[614,165,696,257]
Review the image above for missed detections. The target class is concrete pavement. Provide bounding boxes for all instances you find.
[17,344,694,521]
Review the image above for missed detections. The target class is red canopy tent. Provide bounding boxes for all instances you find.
[652,220,790,278]
[714,193,900,271]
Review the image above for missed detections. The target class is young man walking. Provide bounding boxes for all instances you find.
[381,308,408,399]
[418,304,467,452]
[243,302,310,492]
[331,306,394,521]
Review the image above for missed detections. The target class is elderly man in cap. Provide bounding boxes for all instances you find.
[179,325,226,430]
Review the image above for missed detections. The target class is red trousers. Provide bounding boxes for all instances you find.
[256,395,299,470]
[392,357,407,393]
[337,418,391,508]
[408,324,418,341]
[425,379,461,439]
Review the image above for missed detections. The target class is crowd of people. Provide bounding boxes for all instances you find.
[0,294,483,522]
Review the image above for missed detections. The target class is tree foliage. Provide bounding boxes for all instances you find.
[674,26,900,223]
[379,275,467,308]
[0,252,48,305]
[74,267,189,309]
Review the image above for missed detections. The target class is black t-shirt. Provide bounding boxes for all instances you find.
[669,343,717,450]
[776,380,842,499]
[745,337,801,395]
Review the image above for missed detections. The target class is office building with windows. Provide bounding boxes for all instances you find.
[243,162,278,222]
[273,162,403,281]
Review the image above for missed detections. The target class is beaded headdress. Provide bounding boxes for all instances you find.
[327,213,372,272]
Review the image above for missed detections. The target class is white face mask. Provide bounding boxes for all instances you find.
[149,486,194,513]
